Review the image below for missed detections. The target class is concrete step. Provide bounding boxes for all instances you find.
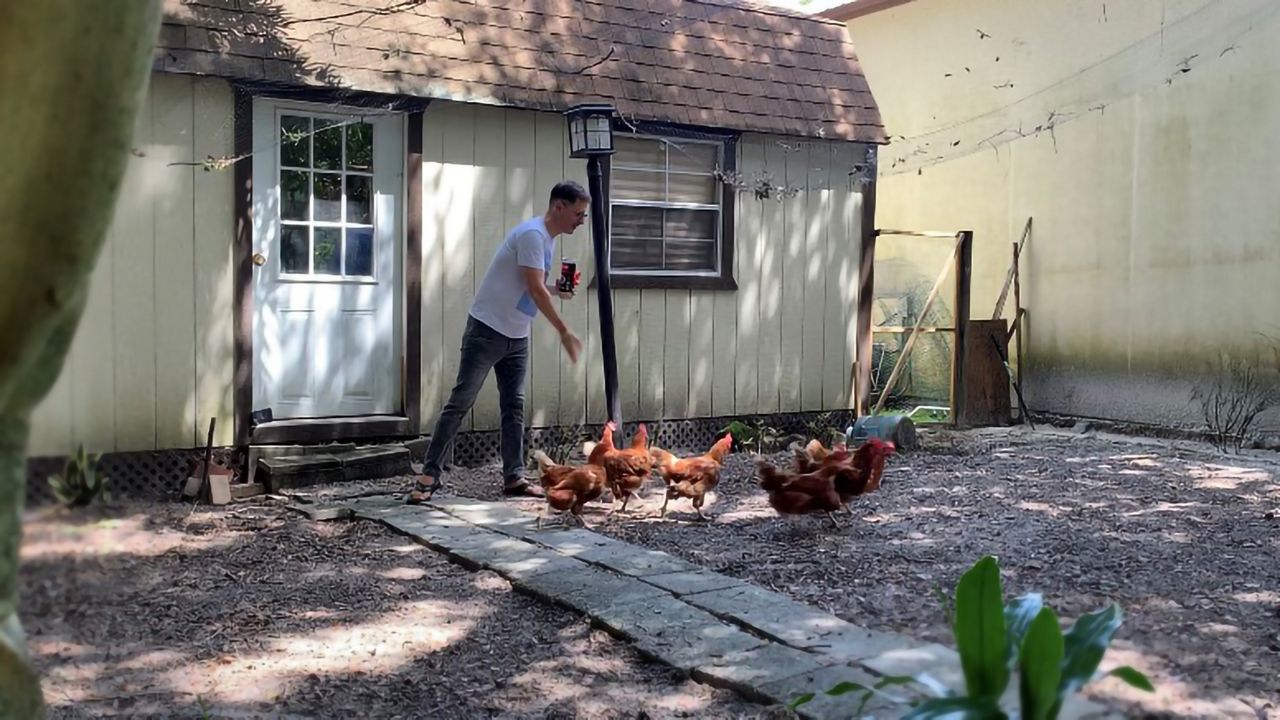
[339,445,413,481]
[257,445,413,491]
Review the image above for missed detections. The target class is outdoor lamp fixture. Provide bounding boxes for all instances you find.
[564,103,622,427]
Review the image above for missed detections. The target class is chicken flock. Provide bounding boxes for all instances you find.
[530,421,896,530]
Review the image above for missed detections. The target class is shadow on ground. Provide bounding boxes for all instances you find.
[446,428,1280,720]
[20,501,757,719]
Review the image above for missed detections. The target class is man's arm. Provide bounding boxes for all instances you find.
[521,266,581,362]
[521,266,567,334]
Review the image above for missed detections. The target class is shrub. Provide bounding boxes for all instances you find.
[1191,350,1280,452]
[48,444,110,507]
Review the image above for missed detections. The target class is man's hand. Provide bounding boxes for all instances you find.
[560,328,582,363]
[547,280,575,300]
[524,266,579,360]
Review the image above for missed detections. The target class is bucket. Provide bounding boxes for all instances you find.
[848,414,917,450]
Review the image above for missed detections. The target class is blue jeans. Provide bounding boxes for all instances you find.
[423,316,529,486]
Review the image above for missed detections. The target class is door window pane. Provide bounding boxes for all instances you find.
[281,170,310,221]
[346,175,372,224]
[280,116,310,167]
[345,228,374,277]
[313,173,342,222]
[313,227,342,275]
[346,122,373,171]
[281,225,310,274]
[314,120,343,170]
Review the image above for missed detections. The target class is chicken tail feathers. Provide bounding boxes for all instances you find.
[532,449,558,473]
[757,461,789,492]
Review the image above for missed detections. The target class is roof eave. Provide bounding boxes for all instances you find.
[820,0,916,22]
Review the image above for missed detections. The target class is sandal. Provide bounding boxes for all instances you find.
[502,480,545,499]
[405,477,442,505]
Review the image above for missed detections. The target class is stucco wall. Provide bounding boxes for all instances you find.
[848,0,1280,431]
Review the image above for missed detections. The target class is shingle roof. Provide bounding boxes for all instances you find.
[158,0,886,143]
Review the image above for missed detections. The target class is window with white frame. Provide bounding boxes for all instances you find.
[609,133,731,280]
[277,114,376,278]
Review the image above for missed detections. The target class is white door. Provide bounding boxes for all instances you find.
[252,99,403,418]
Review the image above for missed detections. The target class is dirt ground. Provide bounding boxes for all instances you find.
[21,426,1280,719]
[444,426,1280,720]
[19,503,760,719]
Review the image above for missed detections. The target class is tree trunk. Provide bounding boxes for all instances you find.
[0,2,161,715]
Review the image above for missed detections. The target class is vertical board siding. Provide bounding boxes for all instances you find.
[757,140,787,415]
[419,101,446,431]
[801,145,830,412]
[687,290,715,417]
[662,289,691,420]
[559,156,591,427]
[470,107,506,431]
[35,90,869,460]
[192,78,235,448]
[113,86,158,451]
[420,106,600,431]
[823,145,853,410]
[710,268,738,417]
[734,137,765,415]
[779,143,809,412]
[30,74,235,456]
[615,290,642,422]
[437,103,477,430]
[526,110,559,429]
[829,144,860,409]
[638,289,666,421]
[152,73,199,450]
[431,112,869,430]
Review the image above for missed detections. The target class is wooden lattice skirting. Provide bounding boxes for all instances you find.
[25,410,859,506]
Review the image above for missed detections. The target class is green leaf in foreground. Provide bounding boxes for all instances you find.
[1018,607,1064,720]
[953,556,1009,699]
[903,695,1007,719]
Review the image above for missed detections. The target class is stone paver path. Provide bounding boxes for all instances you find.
[316,494,1113,720]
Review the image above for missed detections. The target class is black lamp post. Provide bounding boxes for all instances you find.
[564,104,622,427]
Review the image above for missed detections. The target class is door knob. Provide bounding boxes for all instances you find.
[252,253,267,267]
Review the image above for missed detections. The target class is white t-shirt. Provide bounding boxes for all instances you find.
[469,216,556,339]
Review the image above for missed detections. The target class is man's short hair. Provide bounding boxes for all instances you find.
[550,180,589,206]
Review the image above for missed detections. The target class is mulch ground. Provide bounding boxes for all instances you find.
[446,426,1280,720]
[20,502,759,719]
[22,426,1280,719]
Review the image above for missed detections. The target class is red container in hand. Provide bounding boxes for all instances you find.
[558,259,581,293]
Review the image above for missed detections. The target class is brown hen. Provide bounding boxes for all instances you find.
[532,441,608,529]
[594,421,655,515]
[651,433,733,520]
[757,458,846,527]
